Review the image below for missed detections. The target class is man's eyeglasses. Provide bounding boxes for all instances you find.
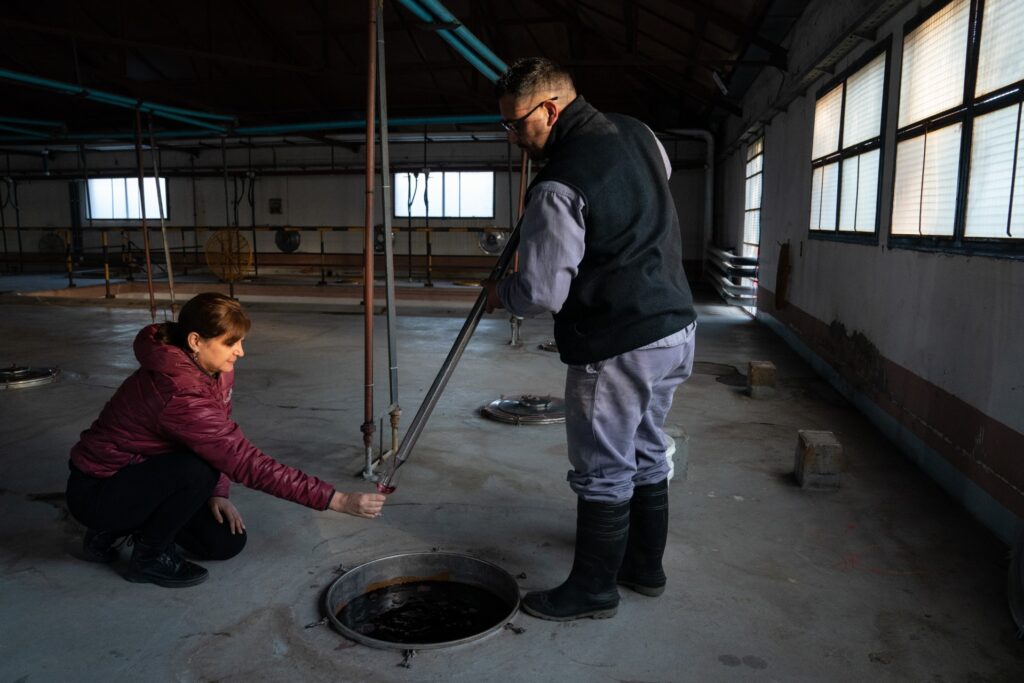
[500,97,558,134]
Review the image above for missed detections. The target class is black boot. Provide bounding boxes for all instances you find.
[125,538,208,588]
[521,498,630,621]
[617,479,669,596]
[82,529,126,563]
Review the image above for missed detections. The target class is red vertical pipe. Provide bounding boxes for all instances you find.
[361,0,378,451]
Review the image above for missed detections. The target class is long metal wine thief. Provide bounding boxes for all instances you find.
[378,221,522,492]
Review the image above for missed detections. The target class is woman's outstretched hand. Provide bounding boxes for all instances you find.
[209,496,246,534]
[329,491,386,519]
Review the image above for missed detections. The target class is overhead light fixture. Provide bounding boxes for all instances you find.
[712,70,729,96]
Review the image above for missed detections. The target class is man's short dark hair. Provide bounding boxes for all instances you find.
[495,57,575,98]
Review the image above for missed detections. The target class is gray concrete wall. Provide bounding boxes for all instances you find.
[715,0,1024,538]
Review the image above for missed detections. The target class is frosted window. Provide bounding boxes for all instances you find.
[744,172,763,211]
[898,0,969,127]
[839,154,860,231]
[810,166,824,230]
[839,150,880,232]
[454,172,493,218]
[395,172,435,217]
[395,173,418,216]
[395,171,492,218]
[965,104,1023,238]
[87,178,114,220]
[892,137,925,234]
[86,177,167,220]
[854,150,880,233]
[443,174,462,217]
[975,0,1024,97]
[1015,127,1024,238]
[812,86,843,159]
[819,163,839,230]
[743,136,763,261]
[810,162,839,231]
[747,137,764,160]
[743,209,760,247]
[746,155,763,176]
[843,53,886,147]
[892,124,962,235]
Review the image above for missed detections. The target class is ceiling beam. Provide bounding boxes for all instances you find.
[0,17,312,73]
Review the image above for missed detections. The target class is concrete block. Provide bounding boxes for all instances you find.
[747,360,777,398]
[794,430,843,489]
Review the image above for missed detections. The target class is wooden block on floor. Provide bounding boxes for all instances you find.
[747,360,777,398]
[794,429,843,489]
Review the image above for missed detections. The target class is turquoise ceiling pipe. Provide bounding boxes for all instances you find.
[100,101,228,133]
[73,130,218,141]
[0,122,50,139]
[84,92,228,132]
[3,113,500,142]
[395,0,499,82]
[237,113,499,135]
[0,115,64,128]
[0,67,235,123]
[412,0,507,73]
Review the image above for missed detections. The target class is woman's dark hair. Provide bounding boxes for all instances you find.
[156,292,251,350]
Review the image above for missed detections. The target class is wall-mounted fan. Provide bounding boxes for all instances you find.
[478,230,507,255]
[205,229,252,283]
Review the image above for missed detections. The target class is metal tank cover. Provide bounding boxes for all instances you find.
[480,394,566,425]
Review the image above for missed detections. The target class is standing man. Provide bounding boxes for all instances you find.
[484,58,697,621]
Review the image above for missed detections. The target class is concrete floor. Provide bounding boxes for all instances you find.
[1,274,1022,682]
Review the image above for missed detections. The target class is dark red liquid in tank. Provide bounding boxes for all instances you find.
[337,580,510,644]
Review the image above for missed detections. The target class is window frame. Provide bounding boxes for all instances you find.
[743,135,764,260]
[888,0,1024,258]
[808,37,892,245]
[392,170,495,220]
[84,176,170,221]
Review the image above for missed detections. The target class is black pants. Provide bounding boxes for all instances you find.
[66,452,247,561]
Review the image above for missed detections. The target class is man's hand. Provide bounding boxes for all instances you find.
[482,278,505,314]
[329,491,386,519]
[209,496,246,535]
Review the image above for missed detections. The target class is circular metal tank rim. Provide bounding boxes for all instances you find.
[1,366,61,390]
[324,551,521,650]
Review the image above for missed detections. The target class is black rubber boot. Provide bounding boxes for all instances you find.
[617,479,669,596]
[521,498,630,621]
[82,529,126,563]
[124,538,208,588]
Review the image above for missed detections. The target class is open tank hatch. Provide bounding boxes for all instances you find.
[480,394,566,425]
[325,552,520,650]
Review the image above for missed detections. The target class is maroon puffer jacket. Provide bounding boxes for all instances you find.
[70,324,335,510]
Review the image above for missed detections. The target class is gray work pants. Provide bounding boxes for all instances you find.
[564,322,696,503]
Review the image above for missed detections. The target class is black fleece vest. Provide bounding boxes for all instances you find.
[529,97,696,365]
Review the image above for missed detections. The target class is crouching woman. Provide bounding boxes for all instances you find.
[65,292,385,588]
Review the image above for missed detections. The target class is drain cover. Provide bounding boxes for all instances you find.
[1,366,60,390]
[538,339,558,352]
[481,394,565,425]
